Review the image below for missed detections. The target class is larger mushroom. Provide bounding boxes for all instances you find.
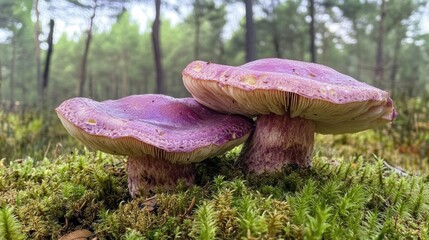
[182,58,397,174]
[56,94,253,196]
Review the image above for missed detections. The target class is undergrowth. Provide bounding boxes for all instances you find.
[1,148,428,239]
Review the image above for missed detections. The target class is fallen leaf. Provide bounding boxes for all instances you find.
[59,229,93,240]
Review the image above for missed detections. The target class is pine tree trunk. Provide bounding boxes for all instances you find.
[121,59,128,97]
[0,51,3,103]
[88,70,93,97]
[152,0,164,94]
[9,33,16,110]
[352,20,361,80]
[390,33,403,95]
[33,0,43,107]
[244,0,255,62]
[309,0,316,63]
[79,4,97,97]
[43,19,55,105]
[194,0,201,59]
[375,0,385,87]
[0,53,2,92]
[270,0,281,58]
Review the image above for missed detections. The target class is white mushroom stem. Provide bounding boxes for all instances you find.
[127,155,195,197]
[239,113,315,174]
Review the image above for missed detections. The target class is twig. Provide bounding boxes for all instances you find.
[182,197,196,217]
[383,161,408,177]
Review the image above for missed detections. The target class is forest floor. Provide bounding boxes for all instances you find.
[0,99,428,239]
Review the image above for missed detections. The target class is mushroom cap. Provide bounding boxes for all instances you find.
[56,94,253,164]
[182,58,397,134]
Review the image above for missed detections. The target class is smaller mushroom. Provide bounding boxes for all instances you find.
[56,94,253,197]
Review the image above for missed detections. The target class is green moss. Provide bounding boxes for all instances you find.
[0,206,25,240]
[1,147,429,239]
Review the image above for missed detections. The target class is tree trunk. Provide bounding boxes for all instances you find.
[216,38,224,63]
[269,0,281,58]
[375,0,385,87]
[114,72,119,99]
[390,32,403,96]
[309,0,316,63]
[352,20,361,80]
[194,0,201,59]
[121,58,128,97]
[0,52,2,88]
[244,0,255,62]
[273,27,281,58]
[88,70,93,97]
[79,3,97,97]
[43,19,54,105]
[0,50,3,103]
[152,0,164,94]
[33,0,43,106]
[9,32,16,110]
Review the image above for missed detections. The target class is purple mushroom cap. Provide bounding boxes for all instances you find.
[56,94,253,164]
[183,58,396,134]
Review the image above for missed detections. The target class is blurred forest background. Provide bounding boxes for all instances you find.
[0,0,428,107]
[0,0,429,166]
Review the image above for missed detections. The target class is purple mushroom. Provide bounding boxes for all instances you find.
[56,94,253,197]
[182,58,397,174]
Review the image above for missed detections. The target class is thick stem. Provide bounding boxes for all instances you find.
[127,155,195,197]
[239,113,315,174]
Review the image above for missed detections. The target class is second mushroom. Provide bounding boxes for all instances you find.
[183,58,397,174]
[56,94,253,197]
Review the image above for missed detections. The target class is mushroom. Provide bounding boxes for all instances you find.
[182,58,397,174]
[56,94,253,197]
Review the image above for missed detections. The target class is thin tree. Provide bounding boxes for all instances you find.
[33,0,43,106]
[193,0,202,59]
[152,0,164,94]
[0,50,3,103]
[10,33,16,109]
[374,0,385,87]
[308,0,316,63]
[244,0,255,62]
[48,0,131,97]
[261,0,281,58]
[79,0,97,97]
[42,19,54,104]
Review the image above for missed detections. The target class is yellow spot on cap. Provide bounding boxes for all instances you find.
[241,75,257,85]
[85,119,97,125]
[192,63,203,72]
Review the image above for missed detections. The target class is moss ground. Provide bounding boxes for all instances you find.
[1,98,428,239]
[1,146,428,239]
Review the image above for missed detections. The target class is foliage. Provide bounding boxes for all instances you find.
[0,206,25,240]
[1,142,429,239]
[1,1,428,107]
[0,110,80,162]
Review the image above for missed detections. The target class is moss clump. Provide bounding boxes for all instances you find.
[0,206,25,240]
[0,150,129,239]
[1,147,429,239]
